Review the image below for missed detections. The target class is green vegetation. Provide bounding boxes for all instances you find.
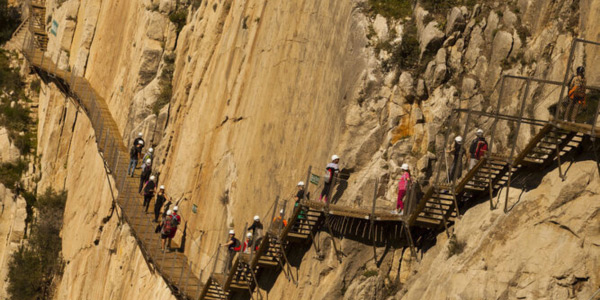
[192,0,202,10]
[0,50,36,154]
[0,160,27,190]
[30,79,41,94]
[420,0,476,14]
[169,9,188,34]
[0,0,20,44]
[7,188,67,300]
[363,269,379,278]
[152,54,176,115]
[367,0,412,19]
[447,234,465,258]
[383,22,420,72]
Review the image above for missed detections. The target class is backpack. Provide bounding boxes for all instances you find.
[232,238,241,252]
[475,140,488,159]
[324,168,333,183]
[130,146,137,158]
[162,216,174,235]
[569,76,586,100]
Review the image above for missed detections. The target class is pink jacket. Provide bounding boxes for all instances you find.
[398,172,410,191]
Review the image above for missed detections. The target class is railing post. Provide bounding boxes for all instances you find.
[103,128,109,152]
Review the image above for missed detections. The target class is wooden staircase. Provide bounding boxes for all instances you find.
[513,124,582,167]
[29,0,48,50]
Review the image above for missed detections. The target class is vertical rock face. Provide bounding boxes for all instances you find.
[0,185,27,299]
[12,0,600,299]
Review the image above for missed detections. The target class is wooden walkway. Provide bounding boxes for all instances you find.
[19,29,203,299]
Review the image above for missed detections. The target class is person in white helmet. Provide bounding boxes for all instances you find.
[448,136,466,182]
[272,209,288,230]
[138,158,152,193]
[160,209,174,252]
[128,140,144,176]
[293,181,307,232]
[153,185,169,222]
[396,163,411,215]
[141,175,156,213]
[248,215,263,239]
[243,232,253,254]
[468,129,488,170]
[141,147,154,169]
[221,230,241,271]
[133,132,145,149]
[320,155,340,203]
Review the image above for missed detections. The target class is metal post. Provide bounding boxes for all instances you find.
[503,78,531,213]
[303,166,312,203]
[554,39,578,123]
[113,150,121,175]
[370,178,378,261]
[178,262,186,296]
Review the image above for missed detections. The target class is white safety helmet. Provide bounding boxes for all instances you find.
[149,175,155,181]
[229,230,235,235]
[149,148,153,153]
[173,206,178,212]
[297,181,305,186]
[401,163,409,170]
[146,159,152,164]
[253,215,260,221]
[246,232,252,238]
[137,140,143,145]
[476,129,484,136]
[138,132,143,137]
[455,136,463,144]
[159,185,165,190]
[331,155,340,161]
[166,210,172,216]
[280,209,284,214]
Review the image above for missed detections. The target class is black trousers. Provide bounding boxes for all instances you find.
[143,194,153,212]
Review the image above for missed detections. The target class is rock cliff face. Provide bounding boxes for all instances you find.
[3,0,600,299]
[0,185,27,299]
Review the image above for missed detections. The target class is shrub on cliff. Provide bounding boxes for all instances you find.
[0,0,20,44]
[7,188,67,300]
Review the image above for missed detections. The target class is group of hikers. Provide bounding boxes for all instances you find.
[128,132,181,252]
[130,64,587,260]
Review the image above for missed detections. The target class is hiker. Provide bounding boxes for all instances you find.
[396,164,411,215]
[171,206,182,225]
[128,140,143,176]
[243,232,253,254]
[272,209,288,230]
[133,132,145,149]
[138,159,152,193]
[221,230,241,271]
[564,66,586,122]
[468,129,488,170]
[160,210,174,252]
[448,136,466,182]
[293,181,307,232]
[140,148,154,170]
[320,155,340,203]
[168,206,181,248]
[154,185,168,222]
[142,175,156,213]
[248,215,263,239]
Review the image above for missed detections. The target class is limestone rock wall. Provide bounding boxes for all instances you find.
[17,0,600,299]
[0,185,27,299]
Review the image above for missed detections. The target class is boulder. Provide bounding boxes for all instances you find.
[0,127,20,163]
[145,12,168,41]
[461,77,478,99]
[420,22,445,55]
[372,14,389,41]
[446,7,465,35]
[138,40,163,86]
[483,11,499,43]
[416,79,427,99]
[398,72,415,99]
